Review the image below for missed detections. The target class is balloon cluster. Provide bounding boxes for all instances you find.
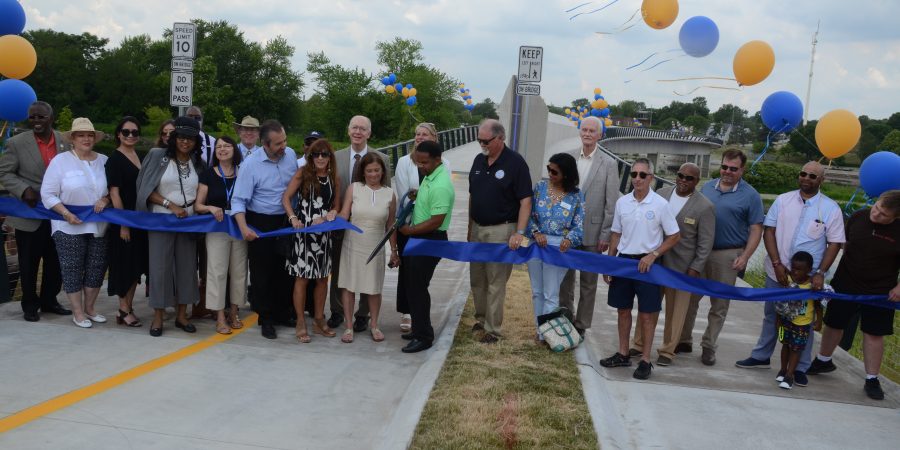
[380,73,418,106]
[0,0,38,122]
[458,83,475,111]
[563,88,613,129]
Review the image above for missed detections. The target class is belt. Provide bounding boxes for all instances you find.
[474,219,516,227]
[619,253,648,260]
[713,245,745,250]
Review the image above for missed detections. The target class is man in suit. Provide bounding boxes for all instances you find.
[186,106,217,167]
[327,115,392,331]
[559,116,620,336]
[0,101,71,322]
[630,163,715,366]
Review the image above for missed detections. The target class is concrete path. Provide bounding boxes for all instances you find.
[578,279,900,449]
[0,176,472,450]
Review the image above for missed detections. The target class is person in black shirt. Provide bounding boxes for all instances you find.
[467,119,533,343]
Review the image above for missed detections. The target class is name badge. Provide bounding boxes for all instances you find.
[560,201,572,210]
[684,217,696,225]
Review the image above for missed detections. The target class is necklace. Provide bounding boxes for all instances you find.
[176,159,191,179]
[548,184,564,203]
[318,175,330,185]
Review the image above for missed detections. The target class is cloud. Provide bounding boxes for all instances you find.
[867,67,888,88]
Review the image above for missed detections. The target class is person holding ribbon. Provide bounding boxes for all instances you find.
[40,118,110,328]
[136,116,206,337]
[105,116,147,327]
[525,153,584,342]
[195,136,247,335]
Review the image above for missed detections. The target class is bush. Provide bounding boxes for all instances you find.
[742,161,798,195]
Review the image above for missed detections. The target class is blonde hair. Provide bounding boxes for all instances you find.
[416,122,438,141]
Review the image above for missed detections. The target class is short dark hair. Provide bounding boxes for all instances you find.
[790,251,813,269]
[879,190,900,216]
[549,152,579,193]
[113,116,140,147]
[633,157,654,174]
[211,136,243,167]
[722,149,747,167]
[260,119,284,145]
[352,152,389,186]
[30,101,53,117]
[415,140,443,158]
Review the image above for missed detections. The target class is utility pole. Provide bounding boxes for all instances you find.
[803,20,820,125]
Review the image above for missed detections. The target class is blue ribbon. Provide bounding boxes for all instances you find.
[404,239,900,310]
[0,197,361,239]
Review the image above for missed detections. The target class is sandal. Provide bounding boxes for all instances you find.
[341,328,354,343]
[296,326,311,344]
[313,318,336,337]
[399,314,411,333]
[228,308,243,330]
[371,328,385,342]
[215,321,232,335]
[116,309,142,327]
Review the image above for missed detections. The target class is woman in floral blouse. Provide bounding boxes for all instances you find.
[526,152,585,340]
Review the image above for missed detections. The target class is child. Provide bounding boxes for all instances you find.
[774,251,820,390]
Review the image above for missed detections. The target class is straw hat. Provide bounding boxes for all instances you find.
[233,115,260,129]
[63,117,105,143]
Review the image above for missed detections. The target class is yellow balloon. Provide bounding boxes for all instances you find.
[401,87,410,97]
[0,35,38,80]
[815,109,862,159]
[597,99,608,109]
[466,98,473,104]
[409,88,417,97]
[459,83,465,88]
[594,88,602,95]
[733,40,775,87]
[605,118,613,126]
[565,108,571,114]
[385,85,396,94]
[641,0,679,30]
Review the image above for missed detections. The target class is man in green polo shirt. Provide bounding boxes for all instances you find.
[398,140,455,353]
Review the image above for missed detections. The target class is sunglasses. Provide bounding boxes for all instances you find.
[720,164,741,173]
[676,172,696,181]
[799,171,819,180]
[187,115,203,121]
[28,114,49,120]
[120,129,140,137]
[310,152,329,159]
[630,171,650,179]
[477,136,498,146]
[546,165,559,176]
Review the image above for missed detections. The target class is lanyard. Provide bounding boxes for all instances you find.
[218,164,236,210]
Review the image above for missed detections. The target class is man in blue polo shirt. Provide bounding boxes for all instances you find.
[682,149,764,365]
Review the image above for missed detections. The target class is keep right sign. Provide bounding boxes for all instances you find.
[518,46,543,83]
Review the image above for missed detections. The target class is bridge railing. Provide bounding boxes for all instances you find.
[376,125,479,168]
[602,126,723,145]
[596,143,675,194]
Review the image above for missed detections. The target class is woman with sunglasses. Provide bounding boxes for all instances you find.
[283,139,340,343]
[105,116,147,327]
[156,119,175,148]
[195,136,247,335]
[525,153,584,342]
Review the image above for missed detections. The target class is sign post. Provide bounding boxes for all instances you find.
[170,22,196,114]
[511,46,544,153]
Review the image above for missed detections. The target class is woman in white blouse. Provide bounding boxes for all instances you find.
[40,118,110,328]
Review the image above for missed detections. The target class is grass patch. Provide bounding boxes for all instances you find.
[847,313,900,384]
[411,266,598,450]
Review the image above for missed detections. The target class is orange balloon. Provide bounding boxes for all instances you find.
[0,35,38,80]
[815,109,862,159]
[597,99,608,109]
[733,40,775,87]
[409,88,417,97]
[641,0,679,30]
[593,87,602,95]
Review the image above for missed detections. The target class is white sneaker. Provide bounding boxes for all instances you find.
[778,380,793,390]
[72,317,92,328]
[87,313,107,323]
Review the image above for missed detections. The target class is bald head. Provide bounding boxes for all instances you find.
[674,162,701,196]
[801,161,824,177]
[798,161,824,197]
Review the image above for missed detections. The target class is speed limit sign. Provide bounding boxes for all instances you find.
[172,22,196,59]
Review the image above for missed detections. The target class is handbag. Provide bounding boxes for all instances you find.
[537,307,581,352]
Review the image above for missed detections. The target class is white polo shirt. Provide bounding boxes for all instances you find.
[611,190,680,255]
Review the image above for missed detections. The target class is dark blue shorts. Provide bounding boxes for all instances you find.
[607,255,663,313]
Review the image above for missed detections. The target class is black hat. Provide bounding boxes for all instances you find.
[173,116,201,138]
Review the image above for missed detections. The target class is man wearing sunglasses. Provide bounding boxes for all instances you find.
[630,163,715,366]
[468,119,533,343]
[187,105,217,168]
[736,162,844,386]
[560,116,620,337]
[600,158,681,380]
[0,101,71,322]
[685,149,764,366]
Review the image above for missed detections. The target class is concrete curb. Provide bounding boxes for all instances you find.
[575,336,633,450]
[375,273,470,450]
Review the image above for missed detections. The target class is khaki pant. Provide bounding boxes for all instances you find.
[680,248,741,350]
[632,287,700,359]
[205,232,248,311]
[469,222,516,337]
[559,245,600,330]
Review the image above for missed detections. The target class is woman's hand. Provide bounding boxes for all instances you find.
[120,225,131,242]
[93,197,109,213]
[62,210,82,225]
[311,216,325,226]
[603,274,613,285]
[325,210,337,222]
[289,216,302,229]
[389,251,401,268]
[169,204,188,219]
[533,232,547,248]
[560,238,571,252]
[209,206,224,222]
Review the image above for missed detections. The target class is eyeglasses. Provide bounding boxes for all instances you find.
[630,171,650,179]
[187,114,203,121]
[477,136,498,146]
[120,129,140,137]
[28,114,48,120]
[798,171,819,180]
[310,152,329,159]
[676,172,696,181]
[175,135,194,142]
[720,164,741,172]
[546,165,559,176]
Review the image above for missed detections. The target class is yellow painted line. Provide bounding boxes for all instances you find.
[0,313,259,433]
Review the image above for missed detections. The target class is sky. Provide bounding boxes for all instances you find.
[19,0,900,120]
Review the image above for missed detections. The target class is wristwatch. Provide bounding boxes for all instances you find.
[651,250,660,257]
[162,199,171,208]
[814,268,825,275]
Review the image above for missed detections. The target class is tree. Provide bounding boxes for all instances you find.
[305,51,375,139]
[787,121,818,160]
[572,98,590,110]
[472,98,498,120]
[375,37,423,74]
[682,115,710,134]
[887,112,900,131]
[24,30,108,118]
[611,100,646,118]
[881,130,900,154]
[55,106,74,131]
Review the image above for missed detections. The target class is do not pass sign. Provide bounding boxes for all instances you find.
[170,72,193,107]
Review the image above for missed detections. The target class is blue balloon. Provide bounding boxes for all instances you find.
[465,104,475,111]
[406,83,413,89]
[0,79,37,122]
[760,91,803,133]
[590,108,601,117]
[406,96,417,106]
[599,108,610,117]
[381,77,390,86]
[679,16,719,58]
[0,0,26,35]
[459,88,465,93]
[859,151,900,198]
[389,73,397,84]
[394,83,403,93]
[594,94,601,100]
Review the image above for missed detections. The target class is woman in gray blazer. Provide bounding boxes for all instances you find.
[135,116,206,336]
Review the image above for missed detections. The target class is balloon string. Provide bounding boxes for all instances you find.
[749,122,791,174]
[569,0,619,20]
[795,129,822,154]
[673,85,741,96]
[625,52,659,70]
[843,187,863,218]
[565,1,593,13]
[0,121,7,141]
[595,7,640,34]
[658,76,737,82]
[406,106,424,124]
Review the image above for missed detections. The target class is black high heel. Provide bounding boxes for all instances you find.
[174,319,197,333]
[116,309,142,327]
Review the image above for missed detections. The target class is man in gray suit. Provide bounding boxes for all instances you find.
[630,163,715,365]
[327,115,392,331]
[0,101,71,322]
[559,116,620,336]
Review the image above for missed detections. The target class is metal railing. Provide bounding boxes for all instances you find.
[602,126,724,145]
[595,143,675,194]
[376,125,479,168]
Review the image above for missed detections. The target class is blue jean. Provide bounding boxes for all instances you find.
[750,276,815,372]
[527,235,568,334]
